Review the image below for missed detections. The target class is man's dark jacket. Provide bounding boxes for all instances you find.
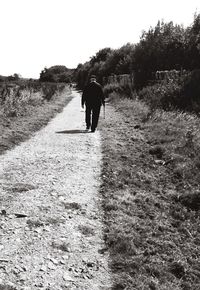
[82,81,104,107]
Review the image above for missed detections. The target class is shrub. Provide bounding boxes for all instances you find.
[103,83,123,98]
[180,70,200,112]
[137,70,200,113]
[41,83,58,100]
[137,79,182,111]
[40,66,74,83]
[103,82,134,98]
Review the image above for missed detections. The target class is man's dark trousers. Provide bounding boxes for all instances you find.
[86,104,101,131]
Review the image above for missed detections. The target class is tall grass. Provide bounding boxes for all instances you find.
[0,81,66,117]
[103,82,135,99]
[0,81,71,155]
[101,94,200,289]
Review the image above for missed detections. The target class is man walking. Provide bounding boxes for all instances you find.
[82,75,105,132]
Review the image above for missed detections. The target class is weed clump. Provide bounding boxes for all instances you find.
[169,261,186,279]
[51,241,70,252]
[0,285,17,290]
[179,191,200,211]
[149,145,165,159]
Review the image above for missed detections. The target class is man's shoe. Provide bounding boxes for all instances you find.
[91,129,95,132]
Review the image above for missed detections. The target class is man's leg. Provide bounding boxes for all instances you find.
[85,105,92,129]
[91,106,101,132]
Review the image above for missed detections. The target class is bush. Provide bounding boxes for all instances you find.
[137,79,182,110]
[180,70,200,112]
[103,83,123,98]
[137,70,200,113]
[40,66,74,83]
[103,82,134,98]
[41,83,59,100]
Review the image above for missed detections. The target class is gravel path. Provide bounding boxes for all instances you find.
[0,91,111,290]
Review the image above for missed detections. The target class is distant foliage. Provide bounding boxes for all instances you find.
[75,45,135,89]
[74,13,200,113]
[185,14,200,69]
[75,14,200,91]
[40,65,74,83]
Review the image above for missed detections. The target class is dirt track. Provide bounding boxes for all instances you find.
[0,91,111,290]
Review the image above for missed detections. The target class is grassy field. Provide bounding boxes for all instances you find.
[0,83,72,155]
[100,93,200,290]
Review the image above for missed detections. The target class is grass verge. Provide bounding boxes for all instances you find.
[100,93,200,290]
[0,87,73,155]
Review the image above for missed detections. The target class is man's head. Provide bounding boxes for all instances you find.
[90,75,96,82]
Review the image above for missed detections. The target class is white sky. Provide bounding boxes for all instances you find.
[0,0,200,78]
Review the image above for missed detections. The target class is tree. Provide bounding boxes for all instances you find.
[39,66,74,83]
[186,14,200,69]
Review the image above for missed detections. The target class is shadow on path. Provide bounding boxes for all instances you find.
[56,129,88,134]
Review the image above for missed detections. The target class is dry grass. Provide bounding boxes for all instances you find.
[0,84,72,155]
[100,93,200,289]
[78,225,95,237]
[0,285,17,290]
[51,241,71,252]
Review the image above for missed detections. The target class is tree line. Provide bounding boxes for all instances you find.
[74,14,200,90]
[39,65,74,83]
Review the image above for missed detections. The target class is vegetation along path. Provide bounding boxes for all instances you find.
[0,91,111,290]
